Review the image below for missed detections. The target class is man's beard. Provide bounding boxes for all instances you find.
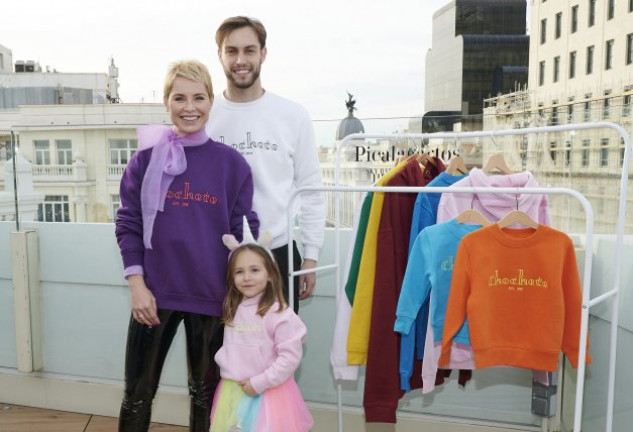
[225,64,261,89]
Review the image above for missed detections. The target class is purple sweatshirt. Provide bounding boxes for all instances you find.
[115,139,258,317]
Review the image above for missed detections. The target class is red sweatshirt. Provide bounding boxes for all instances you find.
[364,157,445,423]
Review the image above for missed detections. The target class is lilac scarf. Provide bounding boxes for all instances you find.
[137,125,209,248]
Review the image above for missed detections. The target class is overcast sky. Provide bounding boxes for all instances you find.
[4,0,452,142]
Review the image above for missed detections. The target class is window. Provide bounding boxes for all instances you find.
[565,140,571,167]
[539,61,546,86]
[627,33,633,65]
[624,95,632,117]
[571,5,579,33]
[34,140,50,165]
[109,139,137,165]
[582,139,591,167]
[605,39,614,70]
[586,45,594,74]
[630,0,633,13]
[584,101,592,121]
[569,51,577,78]
[555,12,562,39]
[110,194,121,223]
[621,138,627,167]
[38,195,70,222]
[550,141,557,163]
[541,18,547,44]
[551,106,559,125]
[553,56,560,82]
[608,0,615,20]
[56,140,72,165]
[601,138,610,167]
[568,104,575,122]
[589,0,596,26]
[603,98,611,119]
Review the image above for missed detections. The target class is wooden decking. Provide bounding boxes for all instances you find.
[0,404,187,432]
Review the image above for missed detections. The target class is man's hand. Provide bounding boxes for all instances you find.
[299,259,317,300]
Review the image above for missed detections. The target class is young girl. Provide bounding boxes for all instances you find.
[210,238,313,431]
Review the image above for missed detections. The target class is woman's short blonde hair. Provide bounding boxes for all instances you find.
[163,60,213,100]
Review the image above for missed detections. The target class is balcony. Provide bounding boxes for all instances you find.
[31,164,75,180]
[106,164,125,180]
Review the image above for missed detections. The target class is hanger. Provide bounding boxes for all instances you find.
[446,135,467,175]
[447,155,468,175]
[456,208,490,226]
[394,154,409,167]
[417,153,437,167]
[482,153,513,174]
[496,193,538,228]
[497,210,539,228]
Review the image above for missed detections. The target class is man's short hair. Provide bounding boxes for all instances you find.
[216,16,267,50]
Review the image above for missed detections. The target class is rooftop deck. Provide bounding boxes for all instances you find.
[0,403,186,432]
[1,222,633,431]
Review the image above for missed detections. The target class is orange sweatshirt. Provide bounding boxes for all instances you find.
[439,224,590,371]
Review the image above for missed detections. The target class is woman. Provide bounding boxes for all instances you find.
[115,59,258,432]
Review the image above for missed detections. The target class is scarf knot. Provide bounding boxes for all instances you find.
[137,125,208,248]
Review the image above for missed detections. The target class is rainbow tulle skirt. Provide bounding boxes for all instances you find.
[210,377,313,432]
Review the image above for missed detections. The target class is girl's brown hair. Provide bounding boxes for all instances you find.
[222,243,286,324]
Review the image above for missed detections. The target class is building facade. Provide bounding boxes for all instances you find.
[0,44,128,222]
[481,0,633,233]
[4,104,168,223]
[424,0,529,132]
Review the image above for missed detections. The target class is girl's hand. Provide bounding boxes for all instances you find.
[128,274,160,326]
[239,379,258,397]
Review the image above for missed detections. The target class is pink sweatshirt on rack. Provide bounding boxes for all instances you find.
[436,168,551,225]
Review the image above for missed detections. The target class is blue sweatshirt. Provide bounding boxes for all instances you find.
[408,172,467,253]
[116,139,258,317]
[402,172,467,382]
[395,219,480,391]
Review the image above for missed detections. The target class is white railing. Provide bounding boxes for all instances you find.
[32,164,74,179]
[107,164,125,180]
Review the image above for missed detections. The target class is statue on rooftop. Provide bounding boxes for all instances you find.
[345,92,357,115]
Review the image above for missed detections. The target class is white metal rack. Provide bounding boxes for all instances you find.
[287,122,631,432]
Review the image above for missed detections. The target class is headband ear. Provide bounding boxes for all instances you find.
[222,234,240,252]
[258,231,273,249]
[223,217,275,260]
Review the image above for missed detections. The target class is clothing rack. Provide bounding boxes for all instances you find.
[287,122,631,432]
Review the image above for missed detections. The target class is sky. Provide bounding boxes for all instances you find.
[3,0,452,143]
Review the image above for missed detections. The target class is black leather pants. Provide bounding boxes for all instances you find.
[271,241,302,313]
[118,309,223,432]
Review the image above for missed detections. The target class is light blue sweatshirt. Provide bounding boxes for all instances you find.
[394,219,482,391]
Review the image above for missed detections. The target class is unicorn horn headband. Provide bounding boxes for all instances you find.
[222,215,274,259]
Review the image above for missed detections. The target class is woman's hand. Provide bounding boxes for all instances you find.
[128,274,160,326]
[239,379,258,397]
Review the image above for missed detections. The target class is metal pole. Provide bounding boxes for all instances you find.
[11,131,20,231]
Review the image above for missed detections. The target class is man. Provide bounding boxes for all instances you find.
[207,16,326,312]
